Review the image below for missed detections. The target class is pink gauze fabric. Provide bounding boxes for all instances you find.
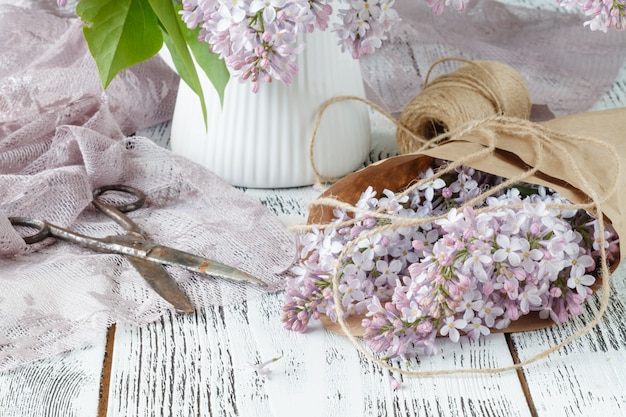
[0,3,296,371]
[360,0,626,120]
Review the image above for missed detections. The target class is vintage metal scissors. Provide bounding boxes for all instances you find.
[9,184,266,313]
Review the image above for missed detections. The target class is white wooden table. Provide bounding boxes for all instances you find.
[2,1,626,416]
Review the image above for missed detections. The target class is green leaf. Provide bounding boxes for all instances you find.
[147,0,207,125]
[77,0,163,89]
[161,30,194,90]
[175,6,229,106]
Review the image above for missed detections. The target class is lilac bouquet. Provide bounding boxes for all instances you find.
[281,162,620,358]
[59,0,623,100]
[177,0,468,93]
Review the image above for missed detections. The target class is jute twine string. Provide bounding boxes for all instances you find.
[308,58,531,188]
[307,94,432,185]
[396,58,532,154]
[296,109,620,376]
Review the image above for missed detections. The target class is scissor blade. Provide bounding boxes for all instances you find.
[126,256,194,314]
[146,245,267,287]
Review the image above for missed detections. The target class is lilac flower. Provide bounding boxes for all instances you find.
[556,0,626,32]
[379,189,409,215]
[339,276,366,306]
[518,285,542,314]
[592,221,613,251]
[567,270,596,296]
[299,226,322,258]
[493,235,522,266]
[250,0,287,23]
[177,0,412,91]
[282,161,617,359]
[401,301,422,323]
[418,168,447,202]
[358,233,387,258]
[478,301,504,327]
[389,375,402,391]
[518,239,544,273]
[343,251,374,280]
[543,230,581,258]
[499,210,527,236]
[567,253,594,278]
[334,0,400,58]
[249,354,283,376]
[464,318,490,341]
[440,316,467,342]
[455,291,484,321]
[462,247,492,282]
[374,259,403,286]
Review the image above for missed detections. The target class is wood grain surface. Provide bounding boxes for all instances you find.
[0,332,106,417]
[106,293,532,417]
[510,263,626,417]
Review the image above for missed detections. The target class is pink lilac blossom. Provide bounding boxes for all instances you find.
[556,0,626,32]
[389,375,402,391]
[248,355,283,376]
[178,0,466,91]
[282,162,620,359]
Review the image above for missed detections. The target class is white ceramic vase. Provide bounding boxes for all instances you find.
[162,29,371,188]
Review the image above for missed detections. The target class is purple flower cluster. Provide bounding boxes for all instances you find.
[333,1,400,59]
[178,0,466,91]
[57,0,623,92]
[557,0,626,32]
[282,164,619,358]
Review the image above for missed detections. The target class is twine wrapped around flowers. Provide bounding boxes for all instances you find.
[297,60,624,377]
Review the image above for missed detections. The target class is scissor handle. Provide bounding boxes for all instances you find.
[92,185,146,236]
[9,217,51,244]
[92,185,145,212]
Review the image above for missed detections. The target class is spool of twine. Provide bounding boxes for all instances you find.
[396,58,532,154]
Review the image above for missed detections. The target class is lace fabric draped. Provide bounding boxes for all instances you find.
[0,3,296,371]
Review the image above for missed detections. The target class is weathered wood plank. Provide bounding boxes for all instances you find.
[247,293,532,417]
[0,338,105,417]
[106,289,532,417]
[510,263,626,416]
